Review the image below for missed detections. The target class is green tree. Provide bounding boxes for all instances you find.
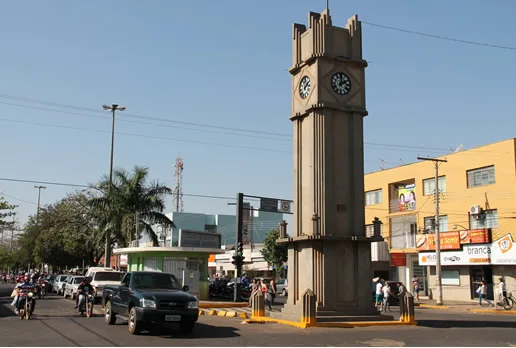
[0,196,17,228]
[260,228,288,278]
[90,165,175,248]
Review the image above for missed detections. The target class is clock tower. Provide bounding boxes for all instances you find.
[281,9,378,319]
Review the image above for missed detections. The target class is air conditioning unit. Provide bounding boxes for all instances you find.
[470,205,482,215]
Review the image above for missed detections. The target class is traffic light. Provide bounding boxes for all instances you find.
[232,255,238,266]
[237,242,243,257]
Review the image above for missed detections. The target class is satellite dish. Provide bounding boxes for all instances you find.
[454,144,464,153]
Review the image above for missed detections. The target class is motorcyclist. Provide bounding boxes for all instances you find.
[75,277,95,309]
[12,274,37,315]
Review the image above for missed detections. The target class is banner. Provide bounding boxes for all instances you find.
[458,228,490,244]
[398,184,416,211]
[416,231,461,251]
[419,233,516,266]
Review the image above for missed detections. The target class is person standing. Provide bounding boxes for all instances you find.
[375,279,384,310]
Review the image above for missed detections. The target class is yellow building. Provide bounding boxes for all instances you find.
[364,138,516,302]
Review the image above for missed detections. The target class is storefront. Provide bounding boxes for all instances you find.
[418,230,516,302]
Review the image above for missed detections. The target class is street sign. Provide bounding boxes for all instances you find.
[278,200,291,213]
[260,198,279,212]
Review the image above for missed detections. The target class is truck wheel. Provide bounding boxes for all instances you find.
[128,307,142,335]
[179,321,195,334]
[104,301,116,325]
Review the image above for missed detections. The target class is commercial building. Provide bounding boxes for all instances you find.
[364,138,516,301]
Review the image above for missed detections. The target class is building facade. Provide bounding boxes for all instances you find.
[364,138,516,301]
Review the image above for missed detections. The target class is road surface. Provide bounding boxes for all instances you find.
[1,284,515,346]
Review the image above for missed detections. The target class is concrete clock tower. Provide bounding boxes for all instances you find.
[280,8,378,319]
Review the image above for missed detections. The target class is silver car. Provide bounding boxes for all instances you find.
[276,279,288,296]
[63,276,86,299]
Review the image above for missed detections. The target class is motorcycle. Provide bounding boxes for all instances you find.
[17,288,36,320]
[78,290,95,318]
[39,280,48,299]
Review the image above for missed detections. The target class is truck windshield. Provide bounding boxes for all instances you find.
[94,272,124,282]
[132,273,182,290]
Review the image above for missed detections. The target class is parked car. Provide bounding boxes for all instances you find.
[85,267,114,277]
[53,275,70,295]
[102,271,199,335]
[276,279,288,296]
[63,276,87,299]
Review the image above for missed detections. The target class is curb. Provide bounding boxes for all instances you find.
[243,316,417,329]
[199,309,249,319]
[416,304,450,310]
[470,309,516,315]
[199,302,249,308]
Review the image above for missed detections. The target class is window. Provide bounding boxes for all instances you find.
[442,270,460,286]
[423,176,447,196]
[470,209,499,229]
[365,223,384,237]
[467,166,495,188]
[365,189,382,206]
[423,215,448,233]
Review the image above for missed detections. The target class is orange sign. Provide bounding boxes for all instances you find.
[459,229,490,244]
[497,235,513,254]
[416,231,461,251]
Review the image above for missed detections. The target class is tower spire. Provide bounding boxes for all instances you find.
[172,157,184,212]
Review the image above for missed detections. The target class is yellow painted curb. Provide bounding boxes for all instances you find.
[470,309,516,315]
[250,316,310,328]
[248,316,417,329]
[226,311,237,317]
[217,311,227,317]
[418,304,450,310]
[239,312,248,319]
[199,302,249,308]
[199,310,205,315]
[208,310,217,316]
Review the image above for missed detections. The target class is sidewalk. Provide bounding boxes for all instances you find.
[415,299,516,314]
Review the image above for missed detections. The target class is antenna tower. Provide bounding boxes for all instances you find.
[173,157,184,212]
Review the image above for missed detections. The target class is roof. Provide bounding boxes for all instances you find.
[113,246,225,255]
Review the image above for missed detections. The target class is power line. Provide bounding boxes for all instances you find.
[0,94,291,138]
[0,177,239,201]
[0,99,290,142]
[362,21,516,51]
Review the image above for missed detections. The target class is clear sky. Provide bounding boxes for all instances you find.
[0,0,515,228]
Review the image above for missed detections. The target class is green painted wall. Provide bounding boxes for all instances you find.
[124,251,211,300]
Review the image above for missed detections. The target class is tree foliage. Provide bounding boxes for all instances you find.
[90,165,174,248]
[260,228,288,276]
[10,165,175,271]
[0,196,17,228]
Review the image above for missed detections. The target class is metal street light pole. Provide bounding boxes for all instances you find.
[102,103,126,268]
[418,156,447,306]
[34,185,46,224]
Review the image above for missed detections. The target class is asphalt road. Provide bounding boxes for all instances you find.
[1,284,516,347]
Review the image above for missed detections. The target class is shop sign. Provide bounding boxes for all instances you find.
[119,254,128,266]
[418,234,516,266]
[458,228,490,244]
[416,231,461,251]
[390,253,407,266]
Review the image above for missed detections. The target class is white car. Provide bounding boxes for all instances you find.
[63,276,87,299]
[90,271,124,301]
[53,275,69,295]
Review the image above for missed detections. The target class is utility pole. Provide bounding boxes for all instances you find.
[34,185,46,224]
[233,193,244,302]
[102,103,126,268]
[417,156,447,306]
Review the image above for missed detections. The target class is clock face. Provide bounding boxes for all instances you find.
[299,76,310,99]
[331,72,352,95]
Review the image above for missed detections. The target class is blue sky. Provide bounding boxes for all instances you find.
[0,0,515,227]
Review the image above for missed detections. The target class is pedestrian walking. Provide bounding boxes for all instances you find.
[478,280,492,306]
[375,278,384,310]
[411,277,420,302]
[383,282,393,312]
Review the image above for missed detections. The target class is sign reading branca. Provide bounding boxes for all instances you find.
[419,233,516,266]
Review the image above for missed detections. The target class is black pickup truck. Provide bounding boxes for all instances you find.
[102,271,199,335]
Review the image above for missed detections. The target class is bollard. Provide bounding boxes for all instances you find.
[301,289,317,327]
[399,292,415,324]
[251,289,265,318]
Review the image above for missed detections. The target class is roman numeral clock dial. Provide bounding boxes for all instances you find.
[331,72,352,95]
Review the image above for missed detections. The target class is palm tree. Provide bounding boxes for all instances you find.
[90,166,175,248]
